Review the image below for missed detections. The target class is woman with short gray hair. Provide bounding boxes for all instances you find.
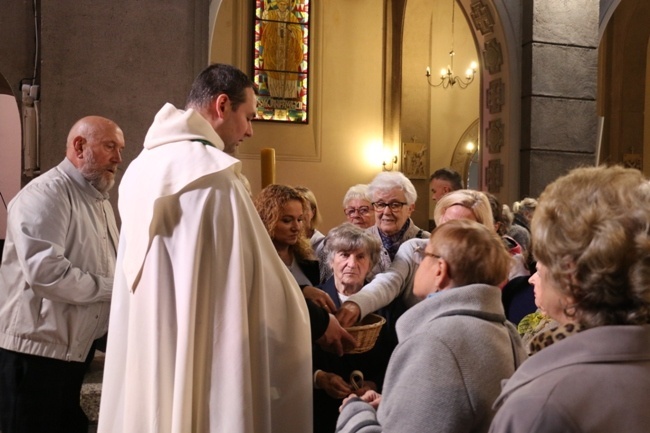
[366,172,429,277]
[342,184,375,229]
[324,223,382,273]
[313,223,397,433]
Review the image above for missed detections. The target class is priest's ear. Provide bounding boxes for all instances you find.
[212,93,231,119]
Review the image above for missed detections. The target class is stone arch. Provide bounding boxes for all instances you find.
[396,0,521,206]
[600,0,623,38]
[458,0,521,202]
[376,0,525,224]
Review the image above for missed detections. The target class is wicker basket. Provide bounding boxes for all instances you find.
[345,313,386,354]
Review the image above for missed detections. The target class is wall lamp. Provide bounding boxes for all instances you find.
[382,155,398,171]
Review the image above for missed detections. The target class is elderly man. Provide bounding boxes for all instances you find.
[366,171,429,276]
[98,64,328,433]
[0,116,125,433]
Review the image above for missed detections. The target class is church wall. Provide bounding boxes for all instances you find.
[1,0,209,220]
[0,0,34,100]
[233,0,389,232]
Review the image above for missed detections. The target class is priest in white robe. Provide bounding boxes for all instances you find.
[98,64,312,433]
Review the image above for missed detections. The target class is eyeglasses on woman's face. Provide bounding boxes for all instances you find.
[413,244,442,265]
[372,201,408,212]
[344,206,371,217]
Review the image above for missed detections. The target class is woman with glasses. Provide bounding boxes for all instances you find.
[366,172,430,278]
[337,219,526,433]
[337,189,493,327]
[320,184,377,283]
[342,184,375,229]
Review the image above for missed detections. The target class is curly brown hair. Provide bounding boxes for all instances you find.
[254,184,314,261]
[532,165,650,328]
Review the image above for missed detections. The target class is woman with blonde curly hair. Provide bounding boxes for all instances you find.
[255,184,319,286]
[490,165,650,433]
[294,186,326,251]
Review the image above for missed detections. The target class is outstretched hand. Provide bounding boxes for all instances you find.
[303,285,337,314]
[336,301,361,328]
[315,371,353,399]
[316,314,357,356]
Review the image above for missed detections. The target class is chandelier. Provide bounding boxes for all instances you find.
[426,0,478,89]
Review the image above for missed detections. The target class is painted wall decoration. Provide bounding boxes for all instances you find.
[254,0,310,123]
[470,0,494,36]
[486,118,504,154]
[483,38,502,74]
[486,158,504,193]
[487,78,505,114]
[402,142,428,179]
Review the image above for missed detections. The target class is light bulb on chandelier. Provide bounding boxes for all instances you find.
[426,0,478,89]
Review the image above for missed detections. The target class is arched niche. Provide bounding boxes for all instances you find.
[449,118,479,188]
[395,0,522,218]
[401,0,479,193]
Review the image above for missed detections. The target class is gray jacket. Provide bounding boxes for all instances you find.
[490,324,650,433]
[337,284,527,433]
[346,238,426,318]
[0,159,116,362]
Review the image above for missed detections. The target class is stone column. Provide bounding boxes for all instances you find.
[520,0,599,197]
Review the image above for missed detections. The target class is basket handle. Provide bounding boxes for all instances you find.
[349,370,364,390]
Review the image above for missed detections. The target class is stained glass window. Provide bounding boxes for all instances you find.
[254,0,310,123]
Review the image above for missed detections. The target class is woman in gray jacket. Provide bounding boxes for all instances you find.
[490,165,650,433]
[336,219,527,433]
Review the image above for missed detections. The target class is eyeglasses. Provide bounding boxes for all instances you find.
[413,245,442,264]
[372,201,408,212]
[344,206,371,217]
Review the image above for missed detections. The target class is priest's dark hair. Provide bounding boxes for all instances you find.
[185,63,257,111]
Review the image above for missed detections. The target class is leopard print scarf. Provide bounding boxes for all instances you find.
[527,322,583,355]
